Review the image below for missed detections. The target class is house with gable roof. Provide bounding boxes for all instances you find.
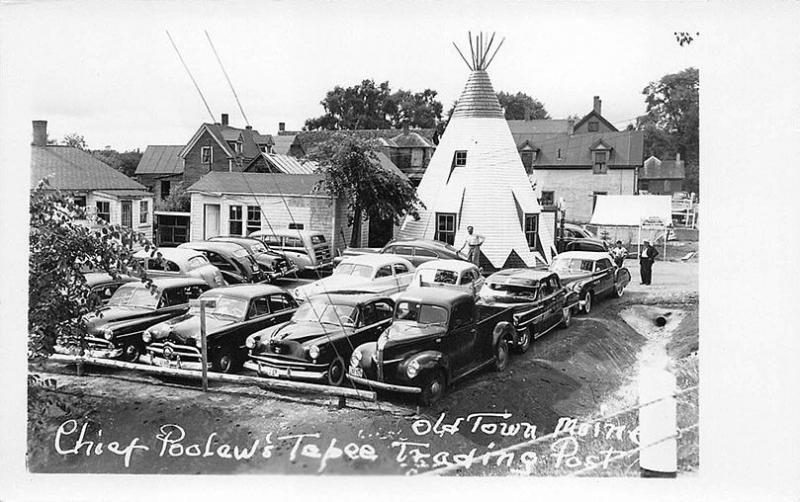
[30,120,154,240]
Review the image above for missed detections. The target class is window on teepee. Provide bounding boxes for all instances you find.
[524,214,539,250]
[453,151,467,166]
[435,213,457,245]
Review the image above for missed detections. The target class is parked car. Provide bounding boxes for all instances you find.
[248,229,332,273]
[556,223,596,252]
[244,293,395,386]
[54,278,210,362]
[347,288,518,405]
[407,259,485,299]
[209,236,297,282]
[478,269,578,352]
[84,272,136,306]
[178,241,264,284]
[142,284,298,373]
[549,251,631,314]
[292,254,415,301]
[133,247,226,288]
[333,239,469,268]
[564,238,610,253]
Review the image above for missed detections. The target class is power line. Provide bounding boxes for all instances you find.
[166,30,215,123]
[205,30,250,127]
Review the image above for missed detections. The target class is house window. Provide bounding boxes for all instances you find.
[246,206,261,234]
[96,201,110,223]
[593,151,608,174]
[557,148,562,160]
[639,180,650,192]
[593,191,607,211]
[411,148,423,167]
[524,214,539,250]
[588,121,599,132]
[140,200,149,224]
[201,146,213,164]
[161,180,171,198]
[453,151,467,167]
[435,213,457,245]
[288,223,305,230]
[540,191,555,208]
[229,205,243,235]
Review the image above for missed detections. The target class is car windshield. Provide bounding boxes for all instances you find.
[189,295,248,321]
[417,268,458,285]
[333,263,374,279]
[232,248,250,259]
[395,301,448,325]
[249,242,268,254]
[551,258,595,273]
[186,255,210,271]
[107,285,158,309]
[311,234,326,245]
[292,302,358,327]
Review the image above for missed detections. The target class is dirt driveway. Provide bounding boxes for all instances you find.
[28,260,698,476]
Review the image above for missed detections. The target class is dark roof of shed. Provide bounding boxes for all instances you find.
[31,145,147,191]
[186,172,324,196]
[513,130,644,166]
[507,120,573,134]
[135,145,184,175]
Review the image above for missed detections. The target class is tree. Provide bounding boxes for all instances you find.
[92,148,143,178]
[307,133,422,247]
[62,133,87,150]
[156,183,191,212]
[304,80,444,131]
[496,92,550,120]
[28,179,154,359]
[638,67,699,193]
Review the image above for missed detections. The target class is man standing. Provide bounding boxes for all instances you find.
[459,226,485,266]
[611,240,628,268]
[639,240,659,285]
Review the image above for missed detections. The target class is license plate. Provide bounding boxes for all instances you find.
[349,366,363,378]
[261,364,287,378]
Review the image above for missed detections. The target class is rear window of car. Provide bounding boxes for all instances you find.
[284,236,303,247]
[387,246,413,255]
[311,234,326,245]
[186,255,210,271]
[414,248,437,258]
[232,248,250,258]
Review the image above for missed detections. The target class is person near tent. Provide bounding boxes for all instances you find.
[459,226,485,266]
[639,240,659,285]
[611,240,628,268]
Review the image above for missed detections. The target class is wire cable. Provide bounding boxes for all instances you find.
[166,30,215,123]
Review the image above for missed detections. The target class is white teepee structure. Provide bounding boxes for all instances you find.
[398,33,552,269]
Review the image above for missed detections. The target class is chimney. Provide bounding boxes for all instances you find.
[278,122,285,132]
[593,96,602,115]
[221,113,229,126]
[403,122,410,135]
[675,152,681,162]
[32,120,48,146]
[245,125,252,130]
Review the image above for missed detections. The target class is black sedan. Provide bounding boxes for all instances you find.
[244,293,395,386]
[143,284,297,373]
[334,239,469,268]
[178,240,264,284]
[54,278,210,362]
[209,236,297,282]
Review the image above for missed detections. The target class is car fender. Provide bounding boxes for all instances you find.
[616,268,631,287]
[492,320,515,346]
[405,350,450,376]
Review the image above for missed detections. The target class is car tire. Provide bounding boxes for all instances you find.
[326,357,346,387]
[419,369,446,407]
[614,281,625,298]
[121,343,141,363]
[212,348,236,374]
[512,328,531,354]
[493,337,510,372]
[560,307,572,329]
[582,291,593,315]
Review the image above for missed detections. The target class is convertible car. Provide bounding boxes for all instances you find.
[549,251,631,314]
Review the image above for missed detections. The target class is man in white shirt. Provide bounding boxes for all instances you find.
[459,226,485,266]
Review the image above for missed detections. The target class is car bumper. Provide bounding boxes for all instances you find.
[243,357,328,382]
[53,344,124,359]
[346,370,422,394]
[146,353,208,371]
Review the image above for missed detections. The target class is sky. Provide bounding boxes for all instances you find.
[3,0,702,151]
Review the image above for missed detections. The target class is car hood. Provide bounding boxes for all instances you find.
[267,320,351,345]
[381,321,445,346]
[297,276,375,298]
[157,314,237,343]
[552,270,593,284]
[84,306,155,331]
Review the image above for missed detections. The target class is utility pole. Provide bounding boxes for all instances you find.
[191,298,217,392]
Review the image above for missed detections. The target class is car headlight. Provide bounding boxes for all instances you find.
[142,330,152,343]
[308,345,320,360]
[246,335,259,349]
[195,337,203,348]
[350,349,363,367]
[407,359,420,379]
[103,328,114,341]
[377,334,388,351]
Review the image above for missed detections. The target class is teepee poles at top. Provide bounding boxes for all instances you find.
[453,31,506,71]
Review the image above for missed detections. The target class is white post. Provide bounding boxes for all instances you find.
[638,363,678,477]
[200,301,208,392]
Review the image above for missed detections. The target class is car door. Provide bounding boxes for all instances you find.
[351,300,394,349]
[537,280,558,332]
[547,275,567,324]
[206,251,243,284]
[594,258,615,295]
[373,264,394,294]
[443,300,479,377]
[392,262,413,293]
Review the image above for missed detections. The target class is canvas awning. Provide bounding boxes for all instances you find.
[589,195,672,227]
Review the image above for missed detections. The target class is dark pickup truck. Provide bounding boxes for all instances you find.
[347,288,517,405]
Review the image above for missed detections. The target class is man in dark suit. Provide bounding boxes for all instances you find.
[639,240,659,285]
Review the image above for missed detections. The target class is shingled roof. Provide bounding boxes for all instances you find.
[31,145,148,191]
[135,145,184,175]
[507,119,573,135]
[186,172,325,196]
[513,131,644,166]
[291,128,437,156]
[451,70,504,119]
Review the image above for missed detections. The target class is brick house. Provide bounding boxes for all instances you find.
[512,97,644,223]
[185,172,368,254]
[30,120,154,240]
[639,154,686,195]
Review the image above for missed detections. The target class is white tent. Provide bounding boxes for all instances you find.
[590,195,672,227]
[398,33,551,268]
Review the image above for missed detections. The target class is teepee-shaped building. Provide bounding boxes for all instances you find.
[398,33,553,269]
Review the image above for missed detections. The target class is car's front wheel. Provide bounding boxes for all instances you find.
[512,328,531,354]
[419,369,446,406]
[614,281,625,298]
[121,343,141,363]
[582,291,593,314]
[326,357,345,386]
[493,337,510,372]
[212,348,237,373]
